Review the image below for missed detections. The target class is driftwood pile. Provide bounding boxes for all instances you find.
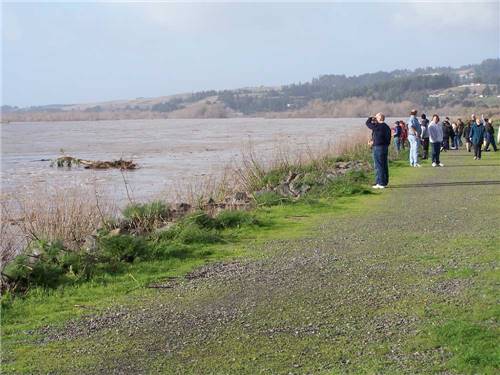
[51,156,138,170]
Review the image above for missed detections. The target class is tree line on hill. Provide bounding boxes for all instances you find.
[2,59,499,120]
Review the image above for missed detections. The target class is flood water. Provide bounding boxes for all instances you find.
[1,118,368,204]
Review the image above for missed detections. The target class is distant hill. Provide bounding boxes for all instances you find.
[3,58,500,122]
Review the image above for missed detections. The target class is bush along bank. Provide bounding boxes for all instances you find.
[1,144,406,300]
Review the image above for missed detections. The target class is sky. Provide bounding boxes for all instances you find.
[2,1,500,107]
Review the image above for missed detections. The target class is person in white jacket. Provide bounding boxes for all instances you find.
[428,114,444,167]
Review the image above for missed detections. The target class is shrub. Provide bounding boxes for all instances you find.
[122,201,170,233]
[215,210,260,228]
[176,224,222,244]
[181,211,218,229]
[1,241,94,291]
[98,234,148,263]
[149,242,194,260]
[322,171,371,197]
[254,191,292,207]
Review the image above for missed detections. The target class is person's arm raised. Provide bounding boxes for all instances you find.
[365,117,376,130]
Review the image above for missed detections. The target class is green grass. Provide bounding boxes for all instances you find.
[2,148,499,374]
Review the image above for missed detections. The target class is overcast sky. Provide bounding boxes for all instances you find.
[2,1,499,107]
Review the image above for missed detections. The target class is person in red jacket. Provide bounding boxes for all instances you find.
[400,121,408,149]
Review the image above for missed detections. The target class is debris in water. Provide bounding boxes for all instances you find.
[51,156,138,170]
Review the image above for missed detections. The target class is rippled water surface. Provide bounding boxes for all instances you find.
[2,118,367,204]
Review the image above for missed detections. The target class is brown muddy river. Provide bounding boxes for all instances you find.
[1,118,369,204]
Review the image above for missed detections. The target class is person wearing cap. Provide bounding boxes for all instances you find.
[365,113,391,189]
[408,109,421,167]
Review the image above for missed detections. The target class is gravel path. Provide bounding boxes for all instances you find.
[12,150,500,373]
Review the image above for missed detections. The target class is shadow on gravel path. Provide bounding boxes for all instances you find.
[390,180,500,188]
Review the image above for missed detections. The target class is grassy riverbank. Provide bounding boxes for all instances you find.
[2,147,499,374]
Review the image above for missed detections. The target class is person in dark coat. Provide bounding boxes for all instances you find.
[457,118,464,146]
[484,119,498,152]
[469,118,486,160]
[441,118,452,151]
[463,121,472,152]
[420,114,430,159]
[366,113,391,189]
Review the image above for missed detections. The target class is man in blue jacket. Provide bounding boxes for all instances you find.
[366,113,392,189]
[469,118,485,160]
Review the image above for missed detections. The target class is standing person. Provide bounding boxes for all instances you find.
[392,121,402,152]
[441,117,452,151]
[420,113,430,159]
[452,122,461,150]
[428,114,444,167]
[457,118,464,146]
[470,118,485,160]
[451,122,457,149]
[400,121,408,149]
[463,120,472,152]
[365,113,391,189]
[408,109,421,167]
[497,121,500,145]
[484,118,498,152]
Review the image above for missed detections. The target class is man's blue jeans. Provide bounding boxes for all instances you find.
[372,145,389,186]
[409,135,419,166]
[393,136,401,152]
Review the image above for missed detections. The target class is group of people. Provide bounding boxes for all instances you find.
[365,110,499,189]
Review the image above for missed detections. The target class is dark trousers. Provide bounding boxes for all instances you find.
[422,138,430,159]
[431,142,441,164]
[442,137,449,150]
[473,143,482,159]
[373,145,389,186]
[484,134,498,151]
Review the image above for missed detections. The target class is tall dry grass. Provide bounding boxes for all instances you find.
[166,130,370,206]
[1,130,372,266]
[235,129,371,192]
[0,186,116,266]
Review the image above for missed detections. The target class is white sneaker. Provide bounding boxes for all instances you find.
[474,156,477,160]
[378,185,386,189]
[372,184,380,189]
[439,163,444,167]
[432,162,437,167]
[415,163,421,168]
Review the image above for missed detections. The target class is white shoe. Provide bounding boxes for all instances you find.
[474,156,477,160]
[372,184,380,189]
[415,163,421,168]
[439,163,444,167]
[378,185,386,189]
[432,162,437,167]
